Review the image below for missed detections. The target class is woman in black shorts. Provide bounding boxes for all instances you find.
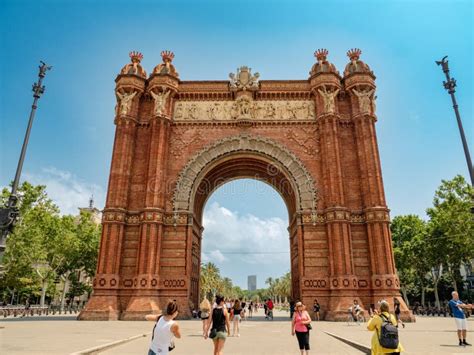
[200,298,211,334]
[204,295,230,355]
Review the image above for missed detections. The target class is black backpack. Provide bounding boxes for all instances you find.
[378,313,399,349]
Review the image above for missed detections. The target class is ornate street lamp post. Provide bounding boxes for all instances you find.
[0,61,52,264]
[436,56,474,186]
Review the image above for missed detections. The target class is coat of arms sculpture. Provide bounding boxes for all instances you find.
[229,66,260,91]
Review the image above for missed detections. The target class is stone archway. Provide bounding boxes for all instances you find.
[79,49,413,321]
[173,134,317,214]
[171,134,318,308]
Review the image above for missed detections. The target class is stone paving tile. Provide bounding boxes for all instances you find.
[102,317,358,355]
[1,312,473,354]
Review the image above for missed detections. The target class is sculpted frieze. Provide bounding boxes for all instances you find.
[173,100,315,121]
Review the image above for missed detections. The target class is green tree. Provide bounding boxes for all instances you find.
[1,182,101,307]
[56,212,100,310]
[410,232,431,306]
[1,182,66,306]
[426,175,474,293]
[200,262,221,301]
[391,215,427,306]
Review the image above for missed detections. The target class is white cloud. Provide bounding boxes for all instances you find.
[23,166,105,215]
[202,201,289,265]
[207,249,227,263]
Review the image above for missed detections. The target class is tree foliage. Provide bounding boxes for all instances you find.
[199,262,291,303]
[391,175,474,307]
[0,182,101,306]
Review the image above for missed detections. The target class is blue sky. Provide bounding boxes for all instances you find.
[1,0,472,288]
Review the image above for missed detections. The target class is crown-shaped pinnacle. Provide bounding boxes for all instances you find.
[129,51,144,63]
[161,50,175,62]
[314,49,329,62]
[347,48,362,61]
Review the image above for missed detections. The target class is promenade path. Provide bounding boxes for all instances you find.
[1,310,473,354]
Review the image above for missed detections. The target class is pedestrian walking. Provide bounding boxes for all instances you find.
[200,298,212,335]
[291,301,311,354]
[367,300,404,355]
[145,300,181,355]
[313,299,320,321]
[448,291,472,347]
[231,299,243,337]
[393,298,404,328]
[289,299,295,319]
[248,301,253,318]
[266,299,274,320]
[204,295,231,355]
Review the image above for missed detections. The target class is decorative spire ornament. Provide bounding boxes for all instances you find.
[314,48,329,63]
[347,48,362,61]
[129,51,144,63]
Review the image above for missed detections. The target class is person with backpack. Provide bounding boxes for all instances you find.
[145,300,181,355]
[367,300,404,354]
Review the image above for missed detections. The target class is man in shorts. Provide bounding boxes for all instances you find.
[449,291,472,346]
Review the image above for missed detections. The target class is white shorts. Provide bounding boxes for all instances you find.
[454,317,468,330]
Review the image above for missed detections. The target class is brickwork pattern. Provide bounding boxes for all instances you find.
[79,50,413,321]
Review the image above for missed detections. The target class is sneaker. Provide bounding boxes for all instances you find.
[463,340,471,346]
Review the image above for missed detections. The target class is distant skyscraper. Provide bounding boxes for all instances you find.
[248,275,257,291]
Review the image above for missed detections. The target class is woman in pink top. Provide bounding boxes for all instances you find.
[292,301,311,354]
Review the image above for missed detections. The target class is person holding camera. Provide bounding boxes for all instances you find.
[145,301,181,355]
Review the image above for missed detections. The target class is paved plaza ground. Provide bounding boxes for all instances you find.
[1,310,473,354]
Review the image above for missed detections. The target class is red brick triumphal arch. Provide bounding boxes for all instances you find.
[79,49,411,321]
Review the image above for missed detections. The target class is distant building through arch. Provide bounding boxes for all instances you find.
[248,275,257,291]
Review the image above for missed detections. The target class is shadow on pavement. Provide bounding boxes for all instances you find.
[439,344,470,347]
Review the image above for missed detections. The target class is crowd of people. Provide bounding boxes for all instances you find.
[145,291,473,355]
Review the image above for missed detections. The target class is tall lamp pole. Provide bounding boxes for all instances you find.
[436,56,474,186]
[0,61,52,261]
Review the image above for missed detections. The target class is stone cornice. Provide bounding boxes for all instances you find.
[298,209,369,225]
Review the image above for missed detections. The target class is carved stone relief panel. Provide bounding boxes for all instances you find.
[173,100,315,122]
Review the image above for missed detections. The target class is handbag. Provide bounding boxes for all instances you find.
[306,323,312,331]
[209,328,217,339]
